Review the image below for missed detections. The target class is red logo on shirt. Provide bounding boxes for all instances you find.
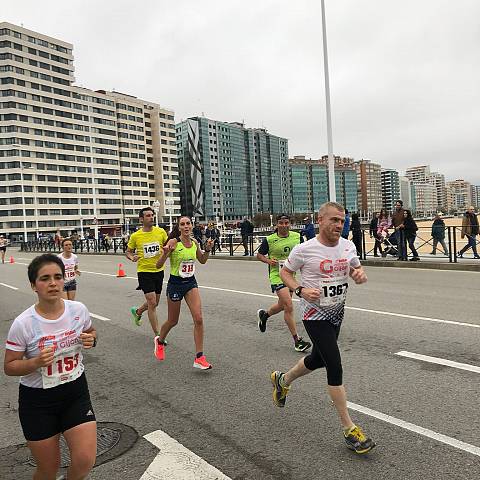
[320,259,333,274]
[38,335,57,352]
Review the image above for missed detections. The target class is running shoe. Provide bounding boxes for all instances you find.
[270,371,290,407]
[294,337,311,352]
[154,336,165,361]
[257,309,268,332]
[130,306,142,326]
[344,425,376,454]
[193,355,212,370]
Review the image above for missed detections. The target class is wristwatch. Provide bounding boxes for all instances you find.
[92,336,97,348]
[294,286,303,298]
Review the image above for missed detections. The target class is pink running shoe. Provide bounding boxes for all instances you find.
[193,355,212,370]
[154,336,165,361]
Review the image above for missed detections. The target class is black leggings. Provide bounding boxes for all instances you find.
[303,320,343,386]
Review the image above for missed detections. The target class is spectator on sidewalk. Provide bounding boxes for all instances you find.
[369,212,383,257]
[403,210,419,261]
[458,206,480,259]
[341,209,350,239]
[300,216,316,241]
[351,213,363,257]
[239,217,254,256]
[430,213,449,256]
[391,200,406,260]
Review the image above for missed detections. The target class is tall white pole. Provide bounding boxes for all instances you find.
[321,0,336,202]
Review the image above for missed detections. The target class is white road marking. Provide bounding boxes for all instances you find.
[142,429,232,480]
[395,351,480,374]
[348,401,480,458]
[0,282,18,290]
[90,313,111,322]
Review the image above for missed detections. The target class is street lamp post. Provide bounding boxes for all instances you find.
[165,198,174,232]
[152,200,161,227]
[321,0,336,202]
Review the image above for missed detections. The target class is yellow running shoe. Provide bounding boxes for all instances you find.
[270,371,290,407]
[344,425,376,454]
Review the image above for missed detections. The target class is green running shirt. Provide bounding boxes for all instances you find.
[170,239,197,278]
[258,231,301,284]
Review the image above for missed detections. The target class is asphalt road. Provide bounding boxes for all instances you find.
[1,251,479,480]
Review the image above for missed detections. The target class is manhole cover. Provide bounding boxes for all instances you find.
[27,422,138,468]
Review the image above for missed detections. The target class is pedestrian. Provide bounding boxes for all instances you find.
[256,214,311,353]
[4,254,97,480]
[300,216,316,241]
[206,223,221,253]
[369,212,383,257]
[391,200,406,260]
[350,213,363,257]
[430,213,449,256]
[457,206,480,259]
[270,202,375,454]
[341,209,350,239]
[58,238,81,300]
[126,207,169,360]
[240,217,254,256]
[155,216,214,369]
[403,210,420,261]
[192,223,204,249]
[0,234,8,264]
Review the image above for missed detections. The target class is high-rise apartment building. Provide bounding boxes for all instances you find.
[0,22,180,240]
[355,159,383,216]
[381,169,400,212]
[176,117,290,220]
[446,179,472,211]
[412,183,437,217]
[399,176,416,210]
[289,156,357,214]
[472,185,480,209]
[405,165,446,211]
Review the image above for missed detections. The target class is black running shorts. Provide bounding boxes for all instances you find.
[136,271,164,294]
[63,280,77,292]
[166,275,198,302]
[19,373,96,442]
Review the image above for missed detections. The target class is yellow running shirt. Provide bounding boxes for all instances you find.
[127,226,168,272]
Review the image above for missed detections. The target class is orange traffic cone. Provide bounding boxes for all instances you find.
[116,263,126,277]
[9,256,14,264]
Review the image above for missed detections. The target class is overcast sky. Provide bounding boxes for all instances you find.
[4,1,480,184]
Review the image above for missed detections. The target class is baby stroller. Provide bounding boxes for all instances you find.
[379,230,398,257]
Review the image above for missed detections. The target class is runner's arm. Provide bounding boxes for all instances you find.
[280,267,321,302]
[156,239,176,269]
[256,238,276,266]
[80,326,97,349]
[126,246,138,262]
[195,238,213,264]
[4,348,54,376]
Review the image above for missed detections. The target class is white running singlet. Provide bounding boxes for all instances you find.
[5,300,92,388]
[58,253,78,284]
[284,237,360,326]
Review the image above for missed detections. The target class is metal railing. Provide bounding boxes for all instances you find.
[19,227,480,263]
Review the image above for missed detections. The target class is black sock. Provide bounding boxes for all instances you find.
[196,351,203,359]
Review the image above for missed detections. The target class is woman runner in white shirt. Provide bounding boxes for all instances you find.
[58,238,81,301]
[4,253,97,480]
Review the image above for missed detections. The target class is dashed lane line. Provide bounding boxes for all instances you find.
[90,313,111,322]
[395,350,480,374]
[0,282,18,290]
[348,401,480,458]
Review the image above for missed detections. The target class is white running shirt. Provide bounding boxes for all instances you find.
[5,300,92,388]
[284,237,360,326]
[58,252,78,284]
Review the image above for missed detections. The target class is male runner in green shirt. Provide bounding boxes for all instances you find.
[256,214,311,352]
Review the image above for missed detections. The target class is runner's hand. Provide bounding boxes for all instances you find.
[80,333,95,349]
[205,239,214,251]
[350,268,367,284]
[301,288,321,303]
[131,254,139,262]
[35,347,54,368]
[76,270,82,276]
[268,259,278,266]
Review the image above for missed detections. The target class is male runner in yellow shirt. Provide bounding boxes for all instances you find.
[126,207,168,360]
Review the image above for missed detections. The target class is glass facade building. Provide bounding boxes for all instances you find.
[176,117,291,220]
